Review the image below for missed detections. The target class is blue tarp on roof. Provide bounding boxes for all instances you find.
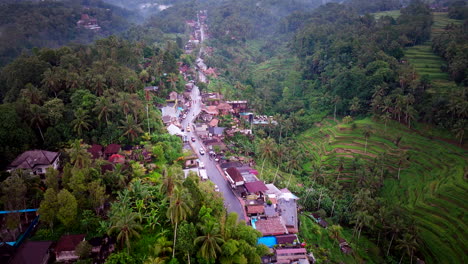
[0,209,37,214]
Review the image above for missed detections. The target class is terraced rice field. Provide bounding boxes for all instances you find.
[405,13,462,91]
[298,118,468,263]
[373,10,401,20]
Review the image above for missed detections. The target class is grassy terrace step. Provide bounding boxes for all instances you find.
[299,117,467,263]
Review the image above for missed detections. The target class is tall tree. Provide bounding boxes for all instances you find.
[71,108,92,137]
[363,125,372,154]
[195,222,225,261]
[44,168,59,191]
[119,115,144,142]
[38,188,58,229]
[57,189,78,228]
[166,187,192,258]
[28,104,47,142]
[108,206,143,251]
[65,140,92,169]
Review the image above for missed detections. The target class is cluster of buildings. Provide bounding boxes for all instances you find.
[76,14,101,31]
[221,162,311,263]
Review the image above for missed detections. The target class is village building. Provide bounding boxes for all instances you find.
[55,234,85,262]
[226,100,248,115]
[8,241,53,264]
[202,105,219,116]
[254,217,288,236]
[7,150,60,175]
[104,144,121,159]
[208,118,219,127]
[77,14,101,31]
[201,92,222,106]
[88,144,103,159]
[216,102,233,115]
[167,124,184,137]
[208,127,225,138]
[109,154,125,164]
[275,248,308,264]
[225,167,244,187]
[195,123,209,138]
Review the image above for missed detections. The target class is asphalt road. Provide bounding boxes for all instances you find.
[181,86,245,221]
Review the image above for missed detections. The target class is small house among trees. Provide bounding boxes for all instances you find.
[55,234,86,262]
[77,14,101,31]
[7,150,60,175]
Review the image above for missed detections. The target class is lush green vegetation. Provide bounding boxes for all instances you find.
[405,12,464,91]
[0,0,138,66]
[206,0,467,263]
[295,117,467,263]
[0,7,268,263]
[373,10,401,19]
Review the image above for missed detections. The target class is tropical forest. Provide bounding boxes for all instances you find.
[0,0,466,264]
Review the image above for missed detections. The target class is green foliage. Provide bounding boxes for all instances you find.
[75,241,92,259]
[57,189,78,228]
[0,0,136,66]
[38,188,58,229]
[105,251,136,264]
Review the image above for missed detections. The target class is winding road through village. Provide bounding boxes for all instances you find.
[181,87,245,220]
[179,11,246,221]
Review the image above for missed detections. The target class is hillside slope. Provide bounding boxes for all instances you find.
[297,118,467,263]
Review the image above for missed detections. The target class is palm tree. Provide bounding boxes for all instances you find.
[118,92,132,118]
[90,74,108,96]
[108,208,143,251]
[381,112,392,132]
[396,232,419,264]
[349,97,361,115]
[395,150,407,180]
[386,214,404,256]
[65,72,81,91]
[20,84,44,105]
[41,68,62,97]
[28,104,47,142]
[195,222,224,260]
[94,97,114,124]
[145,236,173,264]
[65,139,92,169]
[167,73,178,91]
[71,108,92,137]
[119,116,144,142]
[258,137,275,175]
[363,125,372,154]
[332,95,341,122]
[452,119,466,146]
[166,188,192,258]
[222,212,239,241]
[328,224,343,244]
[159,165,184,196]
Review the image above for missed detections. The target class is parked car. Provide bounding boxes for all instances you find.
[191,136,196,142]
[214,185,220,192]
[199,148,205,155]
[198,161,205,169]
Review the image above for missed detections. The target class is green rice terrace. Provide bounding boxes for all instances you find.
[404,12,462,91]
[373,10,401,20]
[298,118,467,263]
[299,214,384,263]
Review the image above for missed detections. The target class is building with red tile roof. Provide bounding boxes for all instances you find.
[255,217,288,236]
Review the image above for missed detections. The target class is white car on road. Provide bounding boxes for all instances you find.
[199,148,205,155]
